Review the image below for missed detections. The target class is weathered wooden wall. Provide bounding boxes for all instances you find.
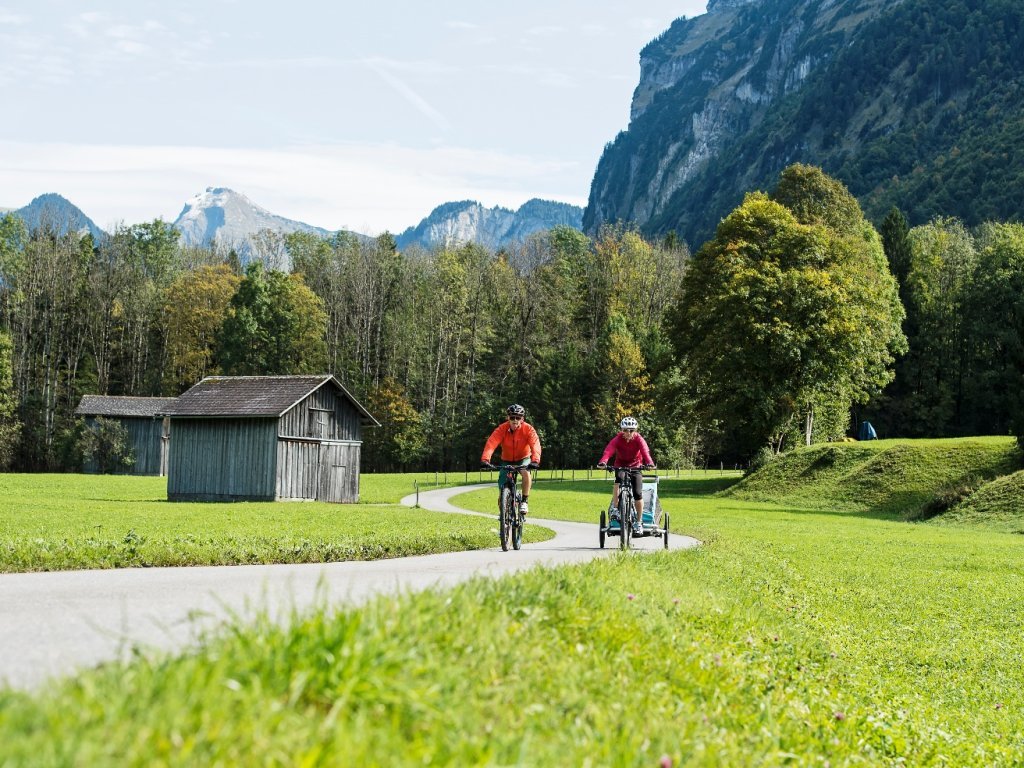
[276,439,361,502]
[167,418,278,501]
[279,385,362,442]
[83,416,167,476]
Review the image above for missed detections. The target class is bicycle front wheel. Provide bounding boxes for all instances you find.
[499,486,513,551]
[618,491,631,550]
[512,500,523,551]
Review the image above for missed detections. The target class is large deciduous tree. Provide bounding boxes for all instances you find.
[216,262,327,375]
[670,165,905,457]
[161,264,242,393]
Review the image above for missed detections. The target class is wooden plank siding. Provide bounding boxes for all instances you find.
[279,383,363,442]
[83,416,167,476]
[166,376,373,504]
[271,439,363,502]
[168,418,278,501]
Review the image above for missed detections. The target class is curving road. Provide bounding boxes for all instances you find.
[0,484,699,690]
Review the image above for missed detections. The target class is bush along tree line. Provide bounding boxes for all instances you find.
[1,163,1023,472]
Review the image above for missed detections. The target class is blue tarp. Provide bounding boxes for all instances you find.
[858,421,878,440]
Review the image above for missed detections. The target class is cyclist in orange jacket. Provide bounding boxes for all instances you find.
[481,404,541,515]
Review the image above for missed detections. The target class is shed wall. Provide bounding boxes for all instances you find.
[276,439,361,502]
[83,416,166,476]
[168,418,278,500]
[280,384,362,442]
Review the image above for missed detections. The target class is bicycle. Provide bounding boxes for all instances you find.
[597,464,667,550]
[482,461,536,551]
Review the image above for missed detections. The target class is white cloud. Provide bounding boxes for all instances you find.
[0,9,28,25]
[0,141,587,236]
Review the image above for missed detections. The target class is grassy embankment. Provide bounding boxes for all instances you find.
[2,439,1023,764]
[723,436,1023,526]
[0,472,553,573]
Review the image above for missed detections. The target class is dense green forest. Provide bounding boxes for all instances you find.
[1,166,1022,473]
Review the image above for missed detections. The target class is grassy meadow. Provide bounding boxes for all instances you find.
[2,442,1024,765]
[0,472,553,572]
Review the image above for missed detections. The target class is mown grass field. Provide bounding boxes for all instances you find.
[0,472,553,572]
[2,455,1023,765]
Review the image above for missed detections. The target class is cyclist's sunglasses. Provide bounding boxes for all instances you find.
[508,415,524,421]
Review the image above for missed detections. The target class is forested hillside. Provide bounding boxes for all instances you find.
[0,214,688,472]
[1,170,1023,474]
[586,0,1024,250]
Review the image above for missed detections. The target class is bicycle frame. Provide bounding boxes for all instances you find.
[601,465,642,549]
[491,463,529,551]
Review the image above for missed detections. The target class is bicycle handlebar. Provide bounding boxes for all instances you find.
[482,462,539,470]
[596,464,656,471]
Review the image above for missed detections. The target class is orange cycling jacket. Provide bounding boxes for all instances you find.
[481,421,542,465]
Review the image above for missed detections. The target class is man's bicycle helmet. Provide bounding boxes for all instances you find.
[619,416,638,430]
[507,404,526,417]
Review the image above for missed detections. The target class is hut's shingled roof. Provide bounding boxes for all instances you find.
[164,375,378,424]
[75,395,179,418]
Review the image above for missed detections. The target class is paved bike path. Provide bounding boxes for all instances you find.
[0,485,699,690]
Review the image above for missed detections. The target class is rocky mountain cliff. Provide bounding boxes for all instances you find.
[173,188,336,255]
[11,193,104,240]
[395,199,583,252]
[585,0,1024,248]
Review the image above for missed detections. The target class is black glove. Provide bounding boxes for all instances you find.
[596,462,607,469]
[481,461,495,470]
[643,464,656,470]
[528,462,540,470]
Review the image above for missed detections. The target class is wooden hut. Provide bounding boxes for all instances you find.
[164,375,378,503]
[74,395,177,476]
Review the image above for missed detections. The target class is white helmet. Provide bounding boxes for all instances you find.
[620,416,638,430]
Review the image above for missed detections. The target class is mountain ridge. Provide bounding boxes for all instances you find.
[585,0,1024,248]
[4,189,584,257]
[395,198,584,251]
[9,193,104,240]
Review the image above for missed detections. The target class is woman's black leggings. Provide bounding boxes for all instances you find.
[614,468,643,500]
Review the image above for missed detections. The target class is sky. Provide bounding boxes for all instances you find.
[1,1,708,235]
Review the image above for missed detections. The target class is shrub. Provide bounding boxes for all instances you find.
[745,445,777,476]
[911,474,984,521]
[77,417,135,474]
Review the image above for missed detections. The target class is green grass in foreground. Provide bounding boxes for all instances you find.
[0,473,553,572]
[726,436,1021,518]
[2,478,1022,765]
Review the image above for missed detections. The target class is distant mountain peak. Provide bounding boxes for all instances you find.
[12,193,104,240]
[172,187,337,265]
[395,198,583,251]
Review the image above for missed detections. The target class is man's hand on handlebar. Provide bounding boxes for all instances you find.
[643,464,657,470]
[528,462,540,470]
[596,462,608,470]
[481,461,495,470]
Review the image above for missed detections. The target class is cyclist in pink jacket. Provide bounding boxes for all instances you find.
[596,416,655,533]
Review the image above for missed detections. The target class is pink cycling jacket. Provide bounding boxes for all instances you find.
[598,432,654,469]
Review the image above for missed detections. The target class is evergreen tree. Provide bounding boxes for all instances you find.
[880,206,912,305]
